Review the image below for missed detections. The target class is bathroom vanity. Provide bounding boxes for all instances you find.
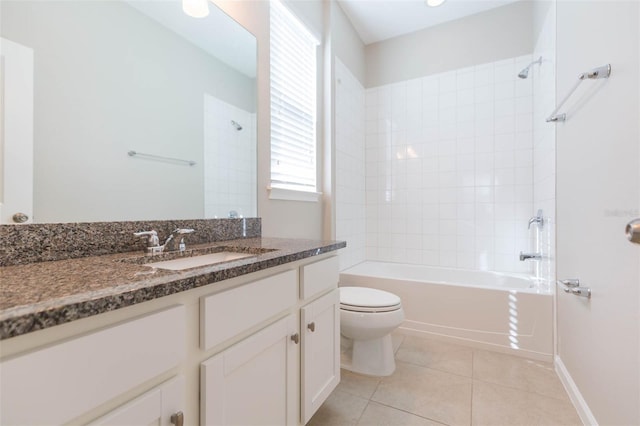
[0,236,345,425]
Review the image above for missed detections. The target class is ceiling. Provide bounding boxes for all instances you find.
[338,0,522,45]
[126,1,256,78]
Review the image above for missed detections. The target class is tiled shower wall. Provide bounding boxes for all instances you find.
[335,59,366,271]
[364,55,536,273]
[532,3,557,287]
[204,94,257,219]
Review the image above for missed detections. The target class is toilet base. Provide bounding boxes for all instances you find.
[340,334,396,376]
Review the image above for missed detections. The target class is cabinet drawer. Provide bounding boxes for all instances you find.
[89,375,184,426]
[201,270,297,351]
[0,305,185,425]
[300,256,339,300]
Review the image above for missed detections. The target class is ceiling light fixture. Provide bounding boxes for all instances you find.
[182,0,209,18]
[426,0,446,7]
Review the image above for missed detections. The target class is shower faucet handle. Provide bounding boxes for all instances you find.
[527,209,544,229]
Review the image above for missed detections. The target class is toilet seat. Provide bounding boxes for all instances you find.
[339,287,402,313]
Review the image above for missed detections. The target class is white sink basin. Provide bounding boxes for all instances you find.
[145,252,254,271]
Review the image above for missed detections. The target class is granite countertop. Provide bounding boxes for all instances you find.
[0,237,346,340]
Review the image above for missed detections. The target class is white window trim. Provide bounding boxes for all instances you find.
[269,0,320,199]
[267,186,322,202]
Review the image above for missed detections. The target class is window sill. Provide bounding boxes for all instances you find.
[267,186,322,202]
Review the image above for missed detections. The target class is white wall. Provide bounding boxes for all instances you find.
[365,55,535,273]
[555,1,640,424]
[332,3,366,86]
[1,0,256,223]
[365,1,534,88]
[213,0,326,239]
[335,59,366,270]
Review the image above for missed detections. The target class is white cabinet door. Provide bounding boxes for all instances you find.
[89,376,185,426]
[301,289,340,424]
[201,314,298,426]
[0,305,185,425]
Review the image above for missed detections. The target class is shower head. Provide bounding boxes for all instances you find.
[231,120,243,131]
[518,56,543,79]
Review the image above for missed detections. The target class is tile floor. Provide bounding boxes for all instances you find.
[308,334,581,426]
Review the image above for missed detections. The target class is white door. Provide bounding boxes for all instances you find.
[200,314,298,426]
[89,376,185,426]
[301,289,340,424]
[0,37,33,224]
[556,2,639,425]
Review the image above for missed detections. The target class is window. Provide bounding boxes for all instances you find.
[270,0,319,196]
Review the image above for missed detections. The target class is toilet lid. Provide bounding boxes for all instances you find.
[339,287,402,312]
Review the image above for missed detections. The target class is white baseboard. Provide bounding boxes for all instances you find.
[555,355,598,426]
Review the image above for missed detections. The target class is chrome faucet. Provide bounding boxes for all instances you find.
[134,230,163,255]
[134,228,195,255]
[519,252,542,261]
[162,228,195,252]
[528,209,544,229]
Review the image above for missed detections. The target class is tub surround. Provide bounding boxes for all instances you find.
[0,218,262,267]
[1,237,346,340]
[340,261,553,360]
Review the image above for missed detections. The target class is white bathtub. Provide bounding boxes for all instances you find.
[339,261,553,360]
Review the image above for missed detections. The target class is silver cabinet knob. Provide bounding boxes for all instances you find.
[291,333,299,344]
[307,322,316,332]
[12,212,29,223]
[626,219,640,244]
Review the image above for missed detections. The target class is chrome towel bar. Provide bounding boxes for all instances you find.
[546,64,611,123]
[128,150,196,166]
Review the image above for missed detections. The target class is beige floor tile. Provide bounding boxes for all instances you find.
[337,369,383,400]
[472,380,582,426]
[473,350,568,400]
[308,389,369,426]
[357,402,444,426]
[371,361,472,426]
[396,335,473,377]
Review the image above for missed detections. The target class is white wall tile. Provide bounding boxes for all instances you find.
[358,55,537,273]
[335,59,366,271]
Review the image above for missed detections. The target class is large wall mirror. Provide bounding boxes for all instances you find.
[0,0,257,224]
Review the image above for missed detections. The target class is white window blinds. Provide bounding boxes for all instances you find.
[270,0,319,192]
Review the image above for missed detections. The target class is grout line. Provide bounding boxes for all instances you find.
[395,359,473,381]
[355,400,371,426]
[396,358,473,380]
[368,400,450,426]
[470,349,475,425]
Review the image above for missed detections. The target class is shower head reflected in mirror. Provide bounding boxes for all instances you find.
[518,56,543,79]
[231,120,243,131]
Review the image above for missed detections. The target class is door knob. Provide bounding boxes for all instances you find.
[307,322,315,332]
[291,333,299,344]
[626,219,640,244]
[170,411,184,426]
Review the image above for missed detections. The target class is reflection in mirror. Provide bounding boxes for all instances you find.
[0,0,257,224]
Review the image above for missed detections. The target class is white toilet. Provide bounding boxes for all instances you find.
[339,286,405,376]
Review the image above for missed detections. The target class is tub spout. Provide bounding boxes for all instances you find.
[519,252,542,261]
